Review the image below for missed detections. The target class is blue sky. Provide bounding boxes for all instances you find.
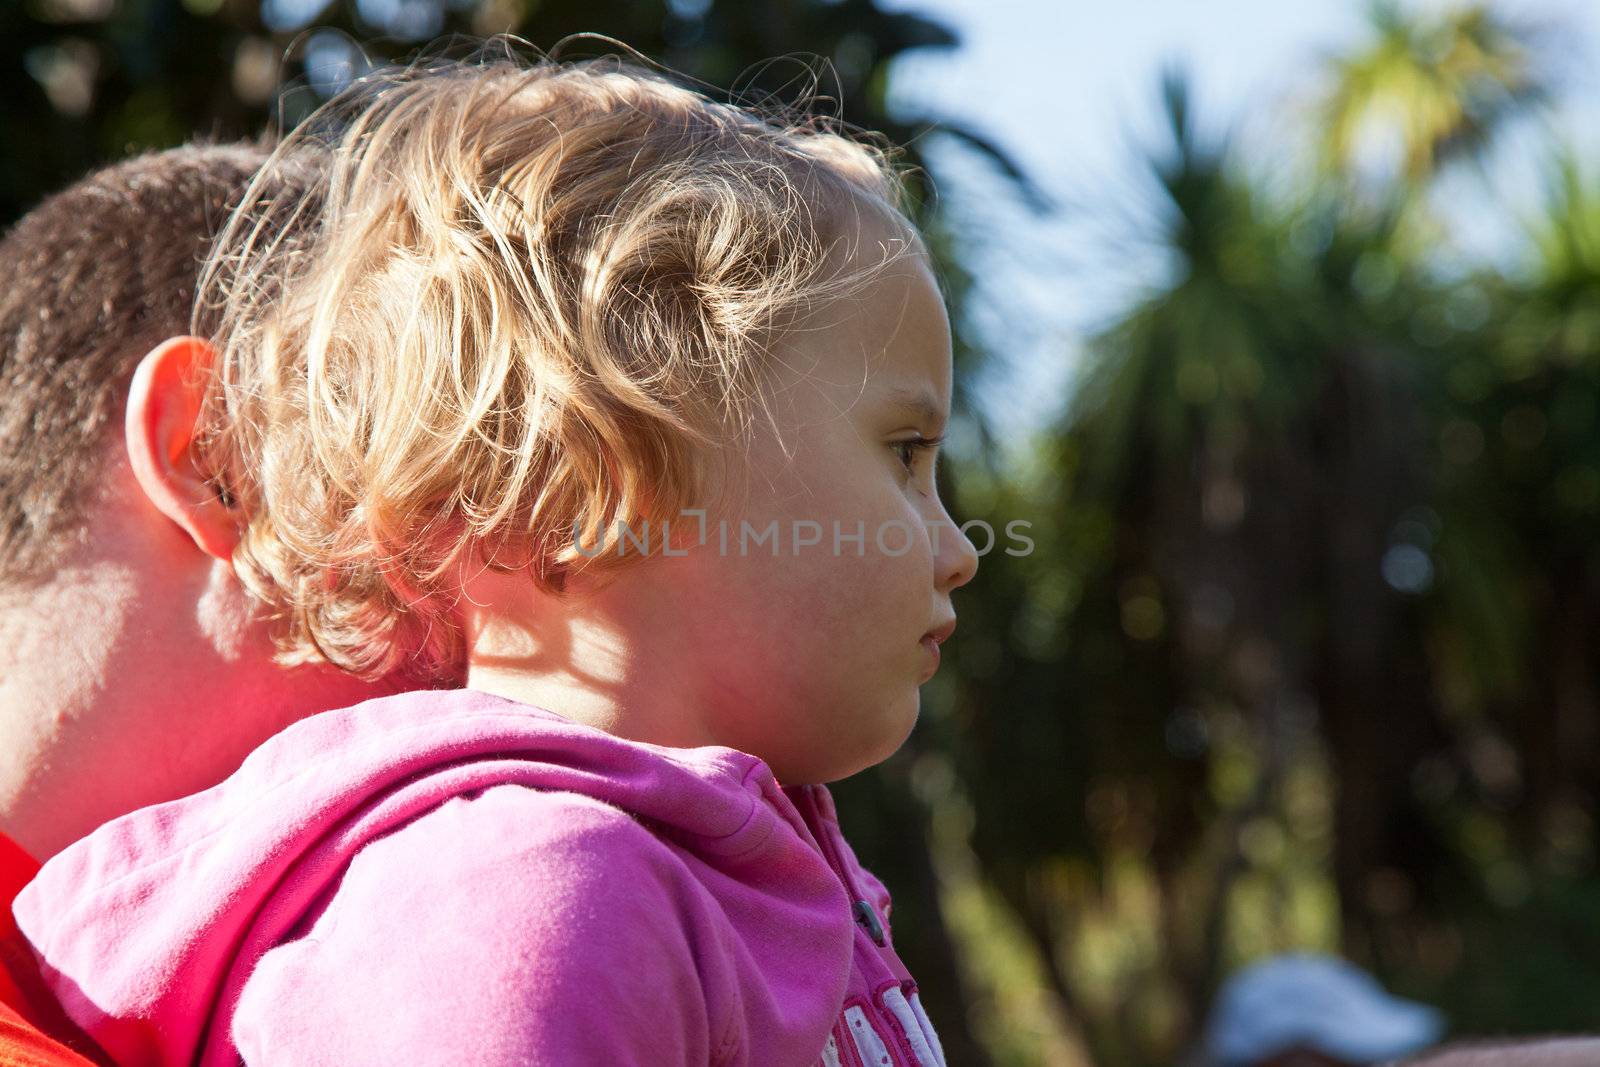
[879,0,1600,435]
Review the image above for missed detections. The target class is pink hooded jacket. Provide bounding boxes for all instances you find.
[13,689,948,1067]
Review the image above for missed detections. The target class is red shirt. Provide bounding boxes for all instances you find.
[0,831,105,1066]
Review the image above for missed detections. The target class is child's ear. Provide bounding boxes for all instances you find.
[125,335,240,563]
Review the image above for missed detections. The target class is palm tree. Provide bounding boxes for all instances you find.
[946,4,1584,1057]
[1315,0,1549,193]
[947,68,1424,1064]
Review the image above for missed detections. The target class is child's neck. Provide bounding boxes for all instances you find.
[462,570,720,753]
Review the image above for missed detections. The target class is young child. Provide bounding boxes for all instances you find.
[15,54,978,1067]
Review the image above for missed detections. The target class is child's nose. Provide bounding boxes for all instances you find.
[936,517,979,593]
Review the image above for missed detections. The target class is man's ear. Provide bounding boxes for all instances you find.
[125,335,239,563]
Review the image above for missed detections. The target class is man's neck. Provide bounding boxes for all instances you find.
[0,560,406,860]
[0,563,143,859]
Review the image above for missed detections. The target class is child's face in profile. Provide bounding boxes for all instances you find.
[464,211,978,785]
[660,213,980,784]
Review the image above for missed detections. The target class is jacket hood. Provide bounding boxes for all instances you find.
[14,688,862,1065]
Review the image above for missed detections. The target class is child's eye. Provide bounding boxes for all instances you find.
[891,435,943,476]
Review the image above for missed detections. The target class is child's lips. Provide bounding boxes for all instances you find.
[920,618,954,681]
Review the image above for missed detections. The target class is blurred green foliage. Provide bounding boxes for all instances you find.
[931,5,1600,1064]
[9,2,1600,1065]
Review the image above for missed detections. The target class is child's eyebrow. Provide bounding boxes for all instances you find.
[883,386,949,429]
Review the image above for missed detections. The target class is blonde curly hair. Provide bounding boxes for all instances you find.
[198,52,920,680]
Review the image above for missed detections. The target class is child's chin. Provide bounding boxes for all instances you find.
[857,699,922,775]
[784,698,921,783]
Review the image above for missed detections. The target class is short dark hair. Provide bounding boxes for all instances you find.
[0,142,277,582]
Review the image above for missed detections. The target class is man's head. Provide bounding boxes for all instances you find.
[0,143,266,581]
[0,143,408,861]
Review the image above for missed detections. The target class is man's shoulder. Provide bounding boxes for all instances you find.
[0,1001,100,1067]
[0,831,39,920]
[0,832,105,1066]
